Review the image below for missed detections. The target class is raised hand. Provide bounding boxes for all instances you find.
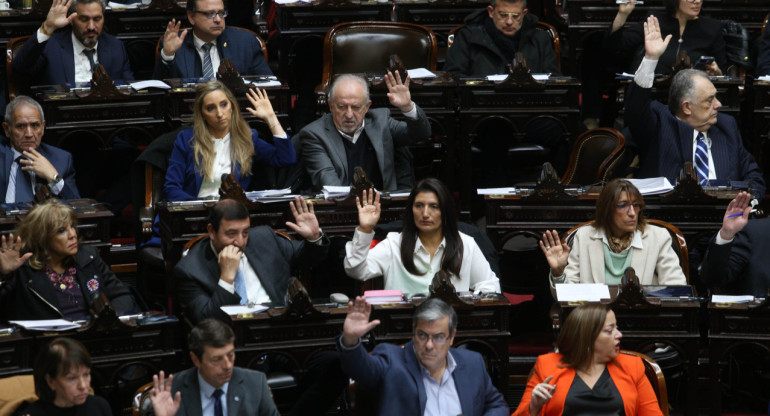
[245,88,285,137]
[617,0,636,16]
[539,230,570,277]
[341,296,381,347]
[529,375,556,415]
[217,245,242,285]
[0,233,32,275]
[356,188,381,234]
[285,196,321,241]
[21,148,58,182]
[385,70,413,112]
[719,191,752,241]
[643,15,672,60]
[43,0,75,35]
[150,371,181,416]
[161,19,188,57]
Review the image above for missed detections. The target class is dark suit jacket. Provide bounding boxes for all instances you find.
[757,27,770,77]
[625,81,766,196]
[338,339,509,416]
[13,30,134,85]
[298,107,431,192]
[0,140,80,201]
[700,218,770,296]
[0,246,140,321]
[171,367,279,416]
[175,226,330,324]
[153,26,272,79]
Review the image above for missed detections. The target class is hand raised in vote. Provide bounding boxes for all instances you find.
[617,0,636,16]
[150,371,181,416]
[218,245,243,285]
[719,191,752,241]
[161,19,188,57]
[0,233,32,275]
[539,230,570,277]
[356,188,381,234]
[285,196,321,241]
[245,88,286,138]
[341,296,381,347]
[43,0,75,35]
[385,70,414,113]
[643,15,672,61]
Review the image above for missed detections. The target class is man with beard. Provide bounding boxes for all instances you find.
[13,0,134,85]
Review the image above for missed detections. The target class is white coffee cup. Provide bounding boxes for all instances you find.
[0,2,10,10]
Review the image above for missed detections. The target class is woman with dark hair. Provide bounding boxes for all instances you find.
[344,178,500,295]
[0,200,139,321]
[540,179,685,295]
[23,337,111,415]
[164,81,296,201]
[513,304,663,415]
[606,0,725,76]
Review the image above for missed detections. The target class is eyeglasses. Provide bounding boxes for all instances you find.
[683,0,702,3]
[415,331,449,345]
[496,11,525,20]
[194,10,228,19]
[616,202,642,212]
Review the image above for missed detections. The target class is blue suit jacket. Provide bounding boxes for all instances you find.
[163,128,296,201]
[338,339,509,416]
[625,81,766,196]
[13,30,134,85]
[0,139,80,201]
[152,26,272,79]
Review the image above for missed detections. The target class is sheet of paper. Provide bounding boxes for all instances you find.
[477,187,516,195]
[555,284,611,302]
[130,80,171,90]
[758,75,770,82]
[712,295,754,303]
[626,177,673,195]
[10,319,81,331]
[221,305,269,315]
[247,80,282,87]
[407,68,436,79]
[485,73,550,81]
[389,192,411,197]
[246,188,292,198]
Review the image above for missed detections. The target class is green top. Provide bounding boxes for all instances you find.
[603,244,633,284]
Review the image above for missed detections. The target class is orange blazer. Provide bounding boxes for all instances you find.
[512,352,663,416]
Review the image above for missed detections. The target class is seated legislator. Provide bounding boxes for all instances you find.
[13,0,134,85]
[624,16,765,197]
[338,296,509,416]
[344,178,500,295]
[2,96,80,203]
[298,72,431,192]
[163,81,295,201]
[148,319,279,416]
[700,191,770,296]
[513,304,663,416]
[22,337,112,416]
[0,200,140,321]
[443,0,560,77]
[757,26,770,76]
[540,179,686,295]
[153,0,272,80]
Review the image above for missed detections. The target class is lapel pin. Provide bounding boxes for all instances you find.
[234,396,239,402]
[224,42,228,48]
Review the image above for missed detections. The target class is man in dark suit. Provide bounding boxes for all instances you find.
[149,318,280,416]
[298,71,430,192]
[625,15,765,196]
[2,95,80,203]
[13,0,134,85]
[700,191,770,296]
[153,0,272,80]
[339,296,509,416]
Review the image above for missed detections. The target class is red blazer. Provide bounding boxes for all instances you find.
[512,352,663,416]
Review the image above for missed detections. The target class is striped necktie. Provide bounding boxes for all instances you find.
[202,43,214,80]
[694,132,709,186]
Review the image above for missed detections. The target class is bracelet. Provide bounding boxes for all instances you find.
[307,228,324,243]
[40,24,52,37]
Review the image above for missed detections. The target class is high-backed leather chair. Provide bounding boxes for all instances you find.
[6,35,31,101]
[560,128,626,185]
[562,219,690,283]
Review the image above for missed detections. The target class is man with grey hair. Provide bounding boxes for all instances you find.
[338,296,509,416]
[625,15,764,196]
[13,0,134,86]
[1,96,80,202]
[298,71,431,192]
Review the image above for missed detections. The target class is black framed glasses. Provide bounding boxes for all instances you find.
[194,10,228,19]
[616,202,642,212]
[415,331,449,345]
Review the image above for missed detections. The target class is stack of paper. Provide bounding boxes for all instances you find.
[407,68,437,79]
[626,177,674,195]
[323,186,350,200]
[220,304,269,315]
[10,319,81,331]
[555,284,610,302]
[486,74,550,81]
[364,289,404,304]
[477,188,516,195]
[245,188,298,203]
[711,295,754,303]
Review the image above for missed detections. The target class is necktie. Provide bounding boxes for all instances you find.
[83,49,96,72]
[694,132,709,186]
[13,156,33,202]
[212,388,224,416]
[202,43,214,80]
[234,268,248,305]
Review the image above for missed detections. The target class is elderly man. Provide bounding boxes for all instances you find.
[1,96,79,203]
[625,15,765,196]
[298,71,431,192]
[153,0,272,79]
[444,0,560,77]
[13,0,133,85]
[339,296,509,416]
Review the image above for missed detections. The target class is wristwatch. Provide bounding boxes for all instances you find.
[48,174,62,188]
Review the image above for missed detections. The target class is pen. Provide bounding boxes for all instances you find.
[727,209,757,218]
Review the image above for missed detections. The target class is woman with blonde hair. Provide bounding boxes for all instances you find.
[164,81,296,201]
[0,200,139,321]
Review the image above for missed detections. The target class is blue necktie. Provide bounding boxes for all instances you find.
[234,268,248,305]
[83,49,96,72]
[212,388,224,416]
[694,132,709,186]
[13,156,33,202]
[202,43,214,80]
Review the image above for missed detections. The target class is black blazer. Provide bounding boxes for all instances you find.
[701,218,770,296]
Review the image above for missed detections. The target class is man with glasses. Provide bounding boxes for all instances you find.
[153,0,272,80]
[444,0,560,77]
[338,296,508,416]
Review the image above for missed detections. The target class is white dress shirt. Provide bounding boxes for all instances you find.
[35,29,98,83]
[198,134,232,198]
